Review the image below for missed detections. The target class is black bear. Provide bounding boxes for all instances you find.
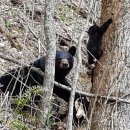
[31,46,76,87]
[0,46,89,125]
[0,46,76,95]
[87,19,112,71]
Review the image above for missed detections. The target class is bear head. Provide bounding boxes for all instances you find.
[87,19,112,38]
[55,46,76,77]
[87,22,100,36]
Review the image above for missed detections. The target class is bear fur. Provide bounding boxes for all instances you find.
[87,19,112,67]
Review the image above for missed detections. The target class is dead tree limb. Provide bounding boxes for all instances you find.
[0,61,130,106]
[54,82,130,104]
[1,54,130,105]
[1,65,130,105]
[29,67,130,105]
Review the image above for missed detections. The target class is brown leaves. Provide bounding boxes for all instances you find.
[0,25,23,50]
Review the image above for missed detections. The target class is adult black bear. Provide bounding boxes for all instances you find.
[87,19,112,70]
[0,46,89,125]
[0,46,76,96]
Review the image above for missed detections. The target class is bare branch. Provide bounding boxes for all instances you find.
[0,52,21,65]
[1,65,130,105]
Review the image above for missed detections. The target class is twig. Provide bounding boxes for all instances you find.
[0,52,21,65]
[87,49,105,68]
[67,0,87,19]
[0,91,9,108]
[28,25,38,40]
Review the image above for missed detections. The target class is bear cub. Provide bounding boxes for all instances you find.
[87,19,112,74]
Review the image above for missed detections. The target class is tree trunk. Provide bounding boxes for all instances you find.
[90,0,130,130]
[40,0,56,126]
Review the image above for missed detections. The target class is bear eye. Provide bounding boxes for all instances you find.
[67,58,71,62]
[57,58,61,63]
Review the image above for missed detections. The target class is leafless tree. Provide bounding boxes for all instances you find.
[39,0,56,127]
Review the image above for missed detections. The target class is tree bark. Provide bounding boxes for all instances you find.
[90,0,130,130]
[40,0,56,127]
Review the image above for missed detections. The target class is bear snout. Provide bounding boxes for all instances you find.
[62,63,69,69]
[60,59,69,69]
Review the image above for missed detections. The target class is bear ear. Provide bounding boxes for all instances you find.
[68,46,76,56]
[93,21,97,25]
